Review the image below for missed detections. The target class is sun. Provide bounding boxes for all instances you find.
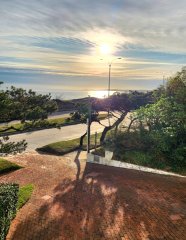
[88,90,107,98]
[99,43,112,55]
[88,90,114,98]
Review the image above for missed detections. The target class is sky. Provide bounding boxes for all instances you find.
[0,0,186,94]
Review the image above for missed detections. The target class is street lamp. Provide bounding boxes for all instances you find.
[156,72,167,87]
[100,57,122,126]
[100,57,122,97]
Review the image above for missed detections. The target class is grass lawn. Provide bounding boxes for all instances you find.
[38,132,101,155]
[17,184,34,210]
[0,158,22,174]
[0,113,107,135]
[0,117,72,133]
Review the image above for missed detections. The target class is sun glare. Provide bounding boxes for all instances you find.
[89,90,115,98]
[99,43,112,55]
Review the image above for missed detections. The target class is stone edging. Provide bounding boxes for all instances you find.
[87,153,185,178]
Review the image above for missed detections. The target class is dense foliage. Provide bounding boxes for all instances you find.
[97,91,153,143]
[104,67,186,174]
[0,136,27,156]
[69,91,152,146]
[70,102,99,123]
[0,183,19,240]
[0,85,57,124]
[0,84,58,155]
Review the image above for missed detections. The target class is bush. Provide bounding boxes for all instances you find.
[124,151,166,169]
[0,183,19,240]
[101,68,186,174]
[104,129,186,174]
[171,146,186,173]
[104,130,152,153]
[92,147,105,157]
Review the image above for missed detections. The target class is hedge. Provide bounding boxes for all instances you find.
[0,183,19,240]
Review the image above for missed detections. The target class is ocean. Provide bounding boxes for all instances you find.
[38,90,148,100]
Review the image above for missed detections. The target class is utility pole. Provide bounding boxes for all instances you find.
[107,59,121,125]
[108,64,111,126]
[87,96,91,153]
[100,57,122,97]
[163,75,165,87]
[95,131,97,150]
[108,64,111,97]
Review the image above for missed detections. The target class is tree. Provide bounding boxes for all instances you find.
[70,102,98,123]
[70,100,100,147]
[0,84,58,155]
[92,67,186,173]
[70,91,153,147]
[133,97,186,168]
[93,91,153,143]
[0,136,27,156]
[166,67,186,105]
[0,86,58,124]
[124,67,186,171]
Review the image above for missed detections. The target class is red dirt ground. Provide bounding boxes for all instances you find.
[0,151,185,240]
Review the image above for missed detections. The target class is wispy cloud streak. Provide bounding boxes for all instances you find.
[0,0,185,90]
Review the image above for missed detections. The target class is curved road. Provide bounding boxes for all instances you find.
[7,118,114,150]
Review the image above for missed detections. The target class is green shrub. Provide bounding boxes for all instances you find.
[104,130,152,153]
[92,147,105,157]
[123,151,166,169]
[0,183,19,240]
[103,129,186,174]
[124,151,153,165]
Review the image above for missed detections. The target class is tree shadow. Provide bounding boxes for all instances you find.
[10,159,186,240]
[74,149,81,184]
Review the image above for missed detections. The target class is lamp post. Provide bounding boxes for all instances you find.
[100,57,122,126]
[100,57,122,97]
[156,71,168,87]
[87,95,91,153]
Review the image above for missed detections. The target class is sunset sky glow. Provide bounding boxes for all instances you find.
[0,0,186,93]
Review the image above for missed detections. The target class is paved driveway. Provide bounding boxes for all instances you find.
[7,118,113,150]
[1,151,185,240]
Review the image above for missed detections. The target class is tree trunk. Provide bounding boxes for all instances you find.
[114,124,119,136]
[79,131,87,147]
[100,112,128,144]
[127,117,137,133]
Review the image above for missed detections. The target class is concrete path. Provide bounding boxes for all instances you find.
[7,118,112,150]
[1,151,185,240]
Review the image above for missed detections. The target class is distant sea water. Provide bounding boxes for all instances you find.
[38,90,149,100]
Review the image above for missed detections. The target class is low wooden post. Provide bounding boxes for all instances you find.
[87,118,90,153]
[87,96,91,153]
[95,131,97,150]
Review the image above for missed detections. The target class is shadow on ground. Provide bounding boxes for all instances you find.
[10,151,186,240]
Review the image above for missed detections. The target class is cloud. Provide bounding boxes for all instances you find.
[0,0,185,91]
[1,0,186,53]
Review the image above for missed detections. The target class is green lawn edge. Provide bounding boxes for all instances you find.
[17,184,34,210]
[0,158,22,174]
[0,114,107,136]
[37,133,102,155]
